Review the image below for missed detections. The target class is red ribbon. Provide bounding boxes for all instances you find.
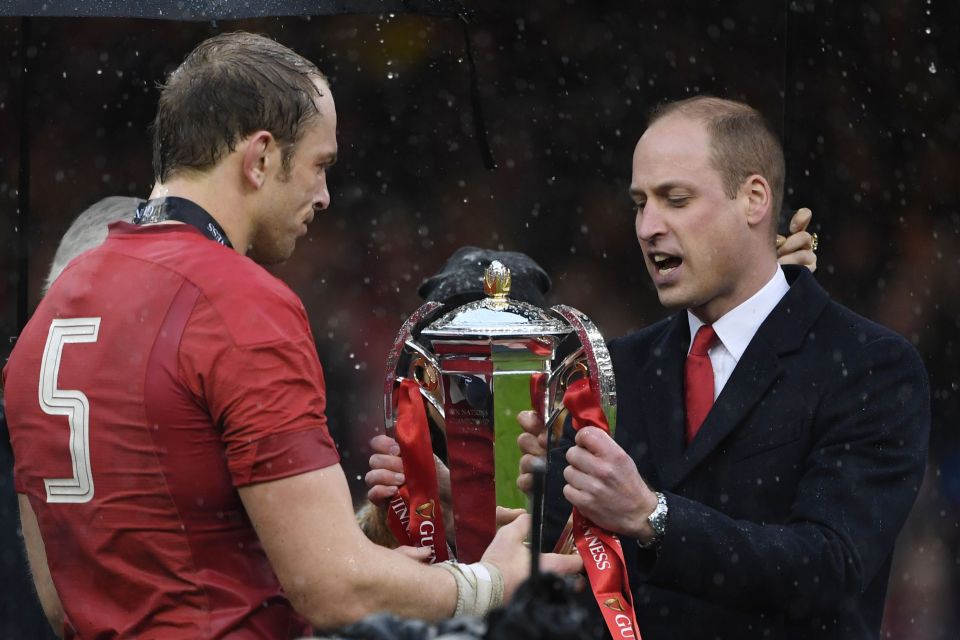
[385,379,450,563]
[563,378,642,640]
[530,372,547,420]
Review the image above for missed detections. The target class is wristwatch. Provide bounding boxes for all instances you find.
[638,491,668,549]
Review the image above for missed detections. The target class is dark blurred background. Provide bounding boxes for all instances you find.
[1,1,957,637]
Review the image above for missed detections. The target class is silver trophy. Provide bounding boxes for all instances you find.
[384,261,615,562]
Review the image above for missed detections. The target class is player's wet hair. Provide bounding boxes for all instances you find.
[152,32,327,182]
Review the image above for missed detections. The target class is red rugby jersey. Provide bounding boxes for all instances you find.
[3,222,340,639]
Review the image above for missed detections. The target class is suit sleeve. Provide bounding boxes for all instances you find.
[639,335,929,615]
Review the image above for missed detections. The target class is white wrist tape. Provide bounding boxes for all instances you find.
[437,560,504,617]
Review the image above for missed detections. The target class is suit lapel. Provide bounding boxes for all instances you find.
[639,314,688,487]
[657,266,829,490]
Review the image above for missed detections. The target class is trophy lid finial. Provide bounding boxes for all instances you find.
[483,260,512,299]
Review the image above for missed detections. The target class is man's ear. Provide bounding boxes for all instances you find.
[741,174,773,229]
[241,131,275,190]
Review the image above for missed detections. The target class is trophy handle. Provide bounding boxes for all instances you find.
[383,301,445,431]
[549,305,617,433]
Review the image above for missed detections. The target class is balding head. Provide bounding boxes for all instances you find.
[648,97,785,237]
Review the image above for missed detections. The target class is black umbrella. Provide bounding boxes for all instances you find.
[0,0,463,20]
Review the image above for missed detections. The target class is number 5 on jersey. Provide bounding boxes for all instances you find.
[39,317,101,504]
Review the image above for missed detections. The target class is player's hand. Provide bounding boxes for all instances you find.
[496,506,527,528]
[516,410,549,495]
[563,427,658,541]
[365,435,405,506]
[392,545,433,563]
[366,435,454,535]
[481,512,583,601]
[776,207,817,272]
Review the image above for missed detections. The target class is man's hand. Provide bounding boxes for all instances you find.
[516,410,549,495]
[776,207,817,272]
[481,512,583,601]
[564,427,659,542]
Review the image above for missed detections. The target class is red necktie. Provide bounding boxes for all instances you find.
[685,325,718,443]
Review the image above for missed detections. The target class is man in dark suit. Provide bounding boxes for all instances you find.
[518,96,930,639]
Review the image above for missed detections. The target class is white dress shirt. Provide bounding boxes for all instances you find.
[687,267,791,400]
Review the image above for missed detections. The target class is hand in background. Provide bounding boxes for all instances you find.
[777,207,817,272]
[516,410,549,495]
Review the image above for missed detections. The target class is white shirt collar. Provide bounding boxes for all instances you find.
[687,266,790,361]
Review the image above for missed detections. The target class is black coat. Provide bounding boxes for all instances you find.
[544,265,930,639]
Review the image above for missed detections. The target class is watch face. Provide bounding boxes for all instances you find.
[649,494,668,537]
[650,511,665,536]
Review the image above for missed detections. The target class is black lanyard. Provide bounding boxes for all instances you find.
[133,197,233,249]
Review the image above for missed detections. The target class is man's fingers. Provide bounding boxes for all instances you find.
[519,452,546,476]
[517,410,545,435]
[539,551,583,576]
[789,207,812,234]
[518,432,546,457]
[562,462,608,500]
[572,426,613,455]
[517,473,532,495]
[369,434,401,456]
[562,483,588,511]
[496,506,527,528]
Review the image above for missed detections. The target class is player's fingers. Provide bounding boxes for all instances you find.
[393,545,433,563]
[496,506,527,528]
[369,434,401,456]
[368,452,405,474]
[364,467,405,490]
[367,484,399,506]
[495,512,532,544]
[539,551,583,576]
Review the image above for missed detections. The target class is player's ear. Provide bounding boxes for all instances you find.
[741,174,772,230]
[240,131,275,190]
